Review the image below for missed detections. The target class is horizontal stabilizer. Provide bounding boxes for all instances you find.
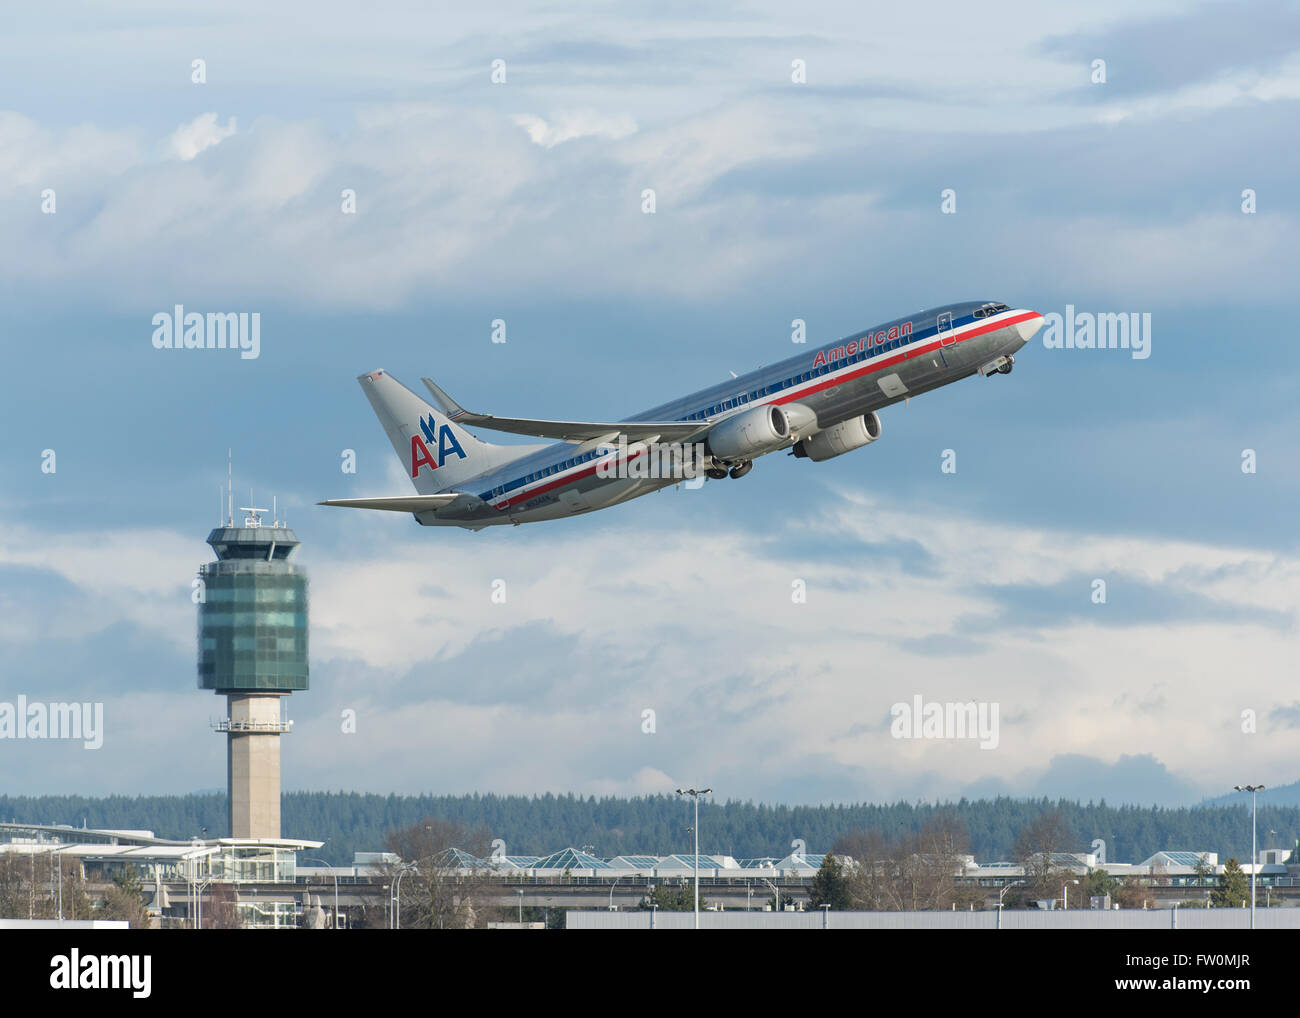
[317,494,464,513]
[421,377,707,443]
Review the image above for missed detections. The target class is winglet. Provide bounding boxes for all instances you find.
[421,377,470,420]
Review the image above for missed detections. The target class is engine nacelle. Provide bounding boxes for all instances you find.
[706,404,791,461]
[793,412,882,462]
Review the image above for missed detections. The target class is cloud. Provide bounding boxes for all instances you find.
[512,110,637,148]
[0,111,138,189]
[7,482,1296,801]
[168,113,237,161]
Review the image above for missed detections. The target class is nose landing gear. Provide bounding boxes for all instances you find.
[979,354,1015,377]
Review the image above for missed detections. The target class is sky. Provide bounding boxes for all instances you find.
[1,0,1298,812]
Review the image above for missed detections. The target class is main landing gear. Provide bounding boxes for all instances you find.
[704,459,753,480]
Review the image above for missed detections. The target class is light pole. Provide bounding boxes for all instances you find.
[608,875,622,911]
[392,864,413,930]
[302,857,339,929]
[1062,879,1078,911]
[997,879,1023,929]
[999,879,1023,907]
[762,877,781,913]
[516,888,524,923]
[676,787,712,929]
[1234,784,1265,929]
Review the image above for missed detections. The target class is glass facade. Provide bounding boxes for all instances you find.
[198,527,309,693]
[209,844,298,883]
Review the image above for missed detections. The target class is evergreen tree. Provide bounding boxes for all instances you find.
[807,851,851,910]
[644,883,706,911]
[1211,858,1249,909]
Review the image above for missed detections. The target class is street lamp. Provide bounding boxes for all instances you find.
[515,888,524,923]
[996,880,1024,930]
[999,879,1023,906]
[1062,879,1079,911]
[676,787,712,929]
[302,857,339,930]
[1234,784,1265,929]
[392,864,413,930]
[761,877,781,913]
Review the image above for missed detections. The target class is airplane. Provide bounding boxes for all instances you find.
[320,301,1044,529]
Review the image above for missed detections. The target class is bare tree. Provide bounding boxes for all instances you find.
[1013,809,1075,902]
[835,829,892,910]
[206,883,241,929]
[0,854,94,921]
[837,816,975,911]
[0,853,33,918]
[382,818,496,929]
[1114,876,1156,910]
[98,868,150,928]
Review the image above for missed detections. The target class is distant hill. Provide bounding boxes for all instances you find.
[3,792,1297,867]
[1201,780,1300,808]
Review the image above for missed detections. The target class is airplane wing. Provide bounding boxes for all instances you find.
[317,494,465,513]
[421,377,708,443]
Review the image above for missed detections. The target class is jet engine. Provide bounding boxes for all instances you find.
[706,404,792,461]
[793,412,882,461]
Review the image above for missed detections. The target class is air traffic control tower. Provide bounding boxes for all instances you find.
[198,502,308,840]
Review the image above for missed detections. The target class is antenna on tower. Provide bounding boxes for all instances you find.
[218,485,223,526]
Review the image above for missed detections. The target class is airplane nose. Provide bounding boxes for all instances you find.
[1016,313,1045,343]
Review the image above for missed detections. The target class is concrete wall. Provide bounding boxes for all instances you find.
[567,908,1300,930]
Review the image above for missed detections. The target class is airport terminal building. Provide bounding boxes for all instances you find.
[4,822,1299,929]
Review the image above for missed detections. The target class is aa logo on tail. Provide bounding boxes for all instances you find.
[411,415,468,477]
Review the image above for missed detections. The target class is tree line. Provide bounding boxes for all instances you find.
[1,792,1294,867]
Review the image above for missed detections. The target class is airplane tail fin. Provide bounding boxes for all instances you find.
[358,370,516,494]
